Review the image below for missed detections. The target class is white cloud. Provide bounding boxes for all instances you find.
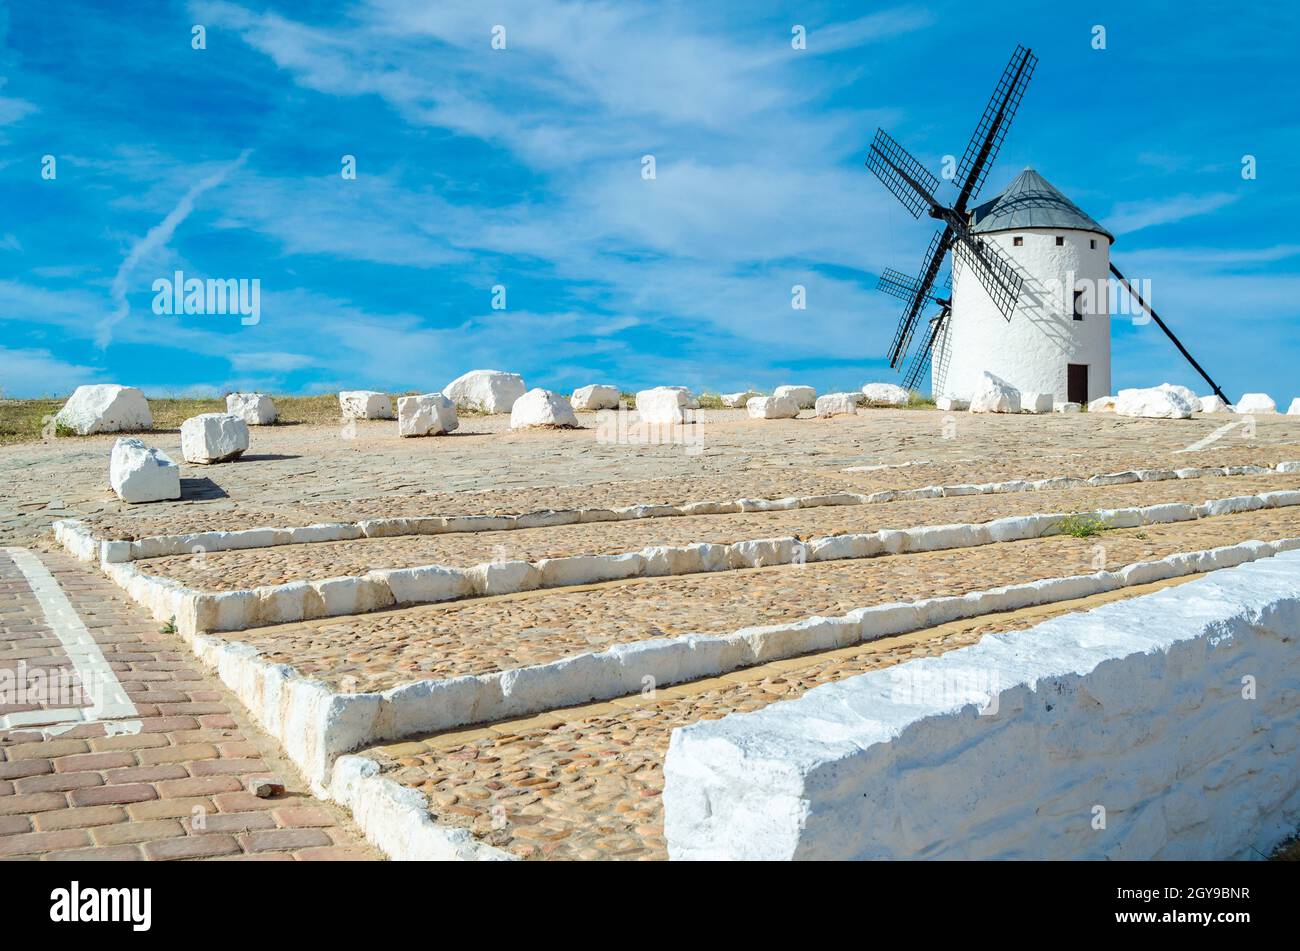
[0,346,104,398]
[1105,192,1239,236]
[98,150,252,348]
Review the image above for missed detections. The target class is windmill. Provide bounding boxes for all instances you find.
[866,46,1229,403]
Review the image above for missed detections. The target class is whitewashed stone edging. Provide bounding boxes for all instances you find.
[130,536,1300,799]
[662,548,1300,860]
[327,756,515,861]
[56,480,1300,635]
[65,462,1300,564]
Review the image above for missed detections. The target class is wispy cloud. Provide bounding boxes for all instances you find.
[97,150,252,348]
[1105,192,1239,236]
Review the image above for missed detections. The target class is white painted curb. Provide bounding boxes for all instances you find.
[70,461,1294,562]
[58,480,1300,635]
[327,756,515,861]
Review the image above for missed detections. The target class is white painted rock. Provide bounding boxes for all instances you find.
[721,391,760,408]
[397,393,458,437]
[936,396,969,412]
[1158,383,1200,408]
[1289,398,1300,416]
[109,437,180,503]
[1200,395,1230,414]
[747,395,799,419]
[339,391,393,420]
[1020,392,1053,414]
[773,385,815,409]
[815,393,859,417]
[636,387,690,425]
[861,382,910,406]
[1089,395,1118,412]
[968,372,1021,414]
[510,388,578,429]
[1115,387,1194,419]
[225,392,277,425]
[571,384,620,411]
[1235,393,1277,414]
[442,370,526,414]
[55,384,152,435]
[1054,402,1081,413]
[181,413,250,464]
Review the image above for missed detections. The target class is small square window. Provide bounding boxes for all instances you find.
[1013,236,1023,246]
[1072,290,1085,321]
[1055,236,1065,246]
[1090,239,1097,249]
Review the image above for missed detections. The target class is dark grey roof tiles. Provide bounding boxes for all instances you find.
[970,168,1114,243]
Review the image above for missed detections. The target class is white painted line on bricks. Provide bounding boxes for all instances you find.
[1176,419,1252,453]
[0,548,141,737]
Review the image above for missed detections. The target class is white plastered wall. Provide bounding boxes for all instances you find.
[935,227,1112,402]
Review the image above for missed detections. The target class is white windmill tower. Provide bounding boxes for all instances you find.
[936,168,1114,404]
[867,47,1229,406]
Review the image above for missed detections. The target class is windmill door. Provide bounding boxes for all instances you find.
[1068,364,1089,404]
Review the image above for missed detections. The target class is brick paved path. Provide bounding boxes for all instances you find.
[0,547,379,860]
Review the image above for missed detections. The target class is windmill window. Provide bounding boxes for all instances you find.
[1090,239,1097,249]
[1055,236,1065,246]
[1013,236,1023,246]
[1072,290,1085,321]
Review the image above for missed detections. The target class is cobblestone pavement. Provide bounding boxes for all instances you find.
[140,473,1300,590]
[0,548,380,861]
[364,574,1201,860]
[236,505,1300,691]
[4,409,1299,546]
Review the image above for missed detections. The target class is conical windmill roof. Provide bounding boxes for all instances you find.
[970,168,1114,243]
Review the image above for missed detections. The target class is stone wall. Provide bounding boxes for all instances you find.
[663,550,1300,860]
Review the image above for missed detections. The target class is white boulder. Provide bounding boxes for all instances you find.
[1115,387,1194,419]
[747,395,799,419]
[861,382,910,407]
[659,386,699,409]
[1288,398,1300,416]
[339,391,394,420]
[1089,395,1118,412]
[636,387,691,425]
[571,384,620,411]
[1158,383,1200,408]
[1020,392,1053,414]
[55,384,152,435]
[1054,402,1082,414]
[442,370,526,414]
[721,391,760,408]
[1200,395,1230,414]
[181,413,250,464]
[109,437,180,504]
[773,385,815,409]
[968,372,1021,414]
[225,392,277,425]
[398,393,459,437]
[510,388,578,429]
[936,396,969,412]
[1235,393,1277,414]
[815,393,860,418]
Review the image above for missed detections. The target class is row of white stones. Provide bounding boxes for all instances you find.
[60,486,1300,635]
[180,537,1300,822]
[88,461,1300,563]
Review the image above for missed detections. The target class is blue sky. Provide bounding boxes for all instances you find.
[1,0,1296,400]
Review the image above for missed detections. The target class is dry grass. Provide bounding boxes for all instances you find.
[0,394,350,445]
